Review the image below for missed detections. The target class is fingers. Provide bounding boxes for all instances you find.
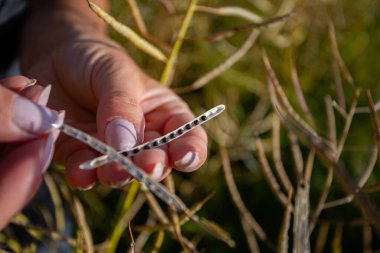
[93,54,146,185]
[0,85,58,141]
[163,112,208,172]
[0,76,36,92]
[0,134,54,230]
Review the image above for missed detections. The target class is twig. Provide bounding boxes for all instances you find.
[87,0,167,62]
[272,115,293,193]
[366,90,380,154]
[220,145,274,250]
[125,0,147,34]
[160,0,198,86]
[255,138,293,208]
[328,20,354,87]
[195,5,262,22]
[187,12,294,42]
[293,180,310,253]
[289,55,316,128]
[278,189,293,253]
[174,29,260,93]
[313,222,330,253]
[72,196,94,253]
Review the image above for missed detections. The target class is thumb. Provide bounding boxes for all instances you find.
[92,57,146,186]
[0,85,59,142]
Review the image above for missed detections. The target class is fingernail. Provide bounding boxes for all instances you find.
[105,118,137,150]
[12,95,59,137]
[37,85,51,106]
[26,78,37,87]
[110,178,132,188]
[39,134,55,173]
[77,184,96,191]
[51,110,65,141]
[174,152,200,172]
[150,163,164,181]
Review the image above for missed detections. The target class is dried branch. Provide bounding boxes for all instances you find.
[174,29,260,93]
[255,138,293,208]
[125,0,147,34]
[278,189,293,253]
[289,55,316,128]
[220,145,274,249]
[293,180,310,253]
[272,115,293,194]
[87,0,167,62]
[328,20,354,87]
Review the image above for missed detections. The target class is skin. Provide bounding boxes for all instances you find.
[0,76,56,229]
[20,3,207,194]
[0,0,209,229]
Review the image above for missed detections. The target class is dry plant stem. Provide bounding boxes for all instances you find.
[151,230,165,253]
[332,101,348,118]
[287,131,304,181]
[160,0,197,86]
[255,138,292,209]
[195,5,262,22]
[72,197,94,253]
[336,89,361,157]
[328,20,354,87]
[325,96,337,148]
[324,146,377,209]
[43,174,65,233]
[188,12,294,42]
[308,167,332,234]
[87,0,167,62]
[125,0,147,34]
[106,193,146,253]
[293,180,310,253]
[366,90,380,154]
[332,224,343,253]
[164,176,185,249]
[363,223,372,253]
[263,52,380,236]
[141,185,169,224]
[240,215,261,253]
[134,214,156,253]
[219,145,275,249]
[278,189,293,253]
[290,56,316,128]
[10,216,80,249]
[313,222,330,253]
[157,0,176,14]
[272,115,293,194]
[332,60,346,111]
[174,29,260,93]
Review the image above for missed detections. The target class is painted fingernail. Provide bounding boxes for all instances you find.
[150,163,164,181]
[40,134,55,173]
[12,94,59,137]
[105,118,137,150]
[37,85,51,106]
[174,152,200,172]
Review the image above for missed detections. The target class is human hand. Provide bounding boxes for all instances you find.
[0,76,60,229]
[21,2,208,190]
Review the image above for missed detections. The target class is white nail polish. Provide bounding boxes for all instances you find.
[150,163,164,181]
[174,152,200,172]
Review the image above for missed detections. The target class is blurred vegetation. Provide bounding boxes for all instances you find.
[2,0,380,252]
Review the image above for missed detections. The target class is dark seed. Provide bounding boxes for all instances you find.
[170,133,176,138]
[201,115,207,121]
[152,141,159,146]
[185,124,191,130]
[177,129,183,135]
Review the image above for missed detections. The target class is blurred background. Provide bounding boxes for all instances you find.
[3,0,380,252]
